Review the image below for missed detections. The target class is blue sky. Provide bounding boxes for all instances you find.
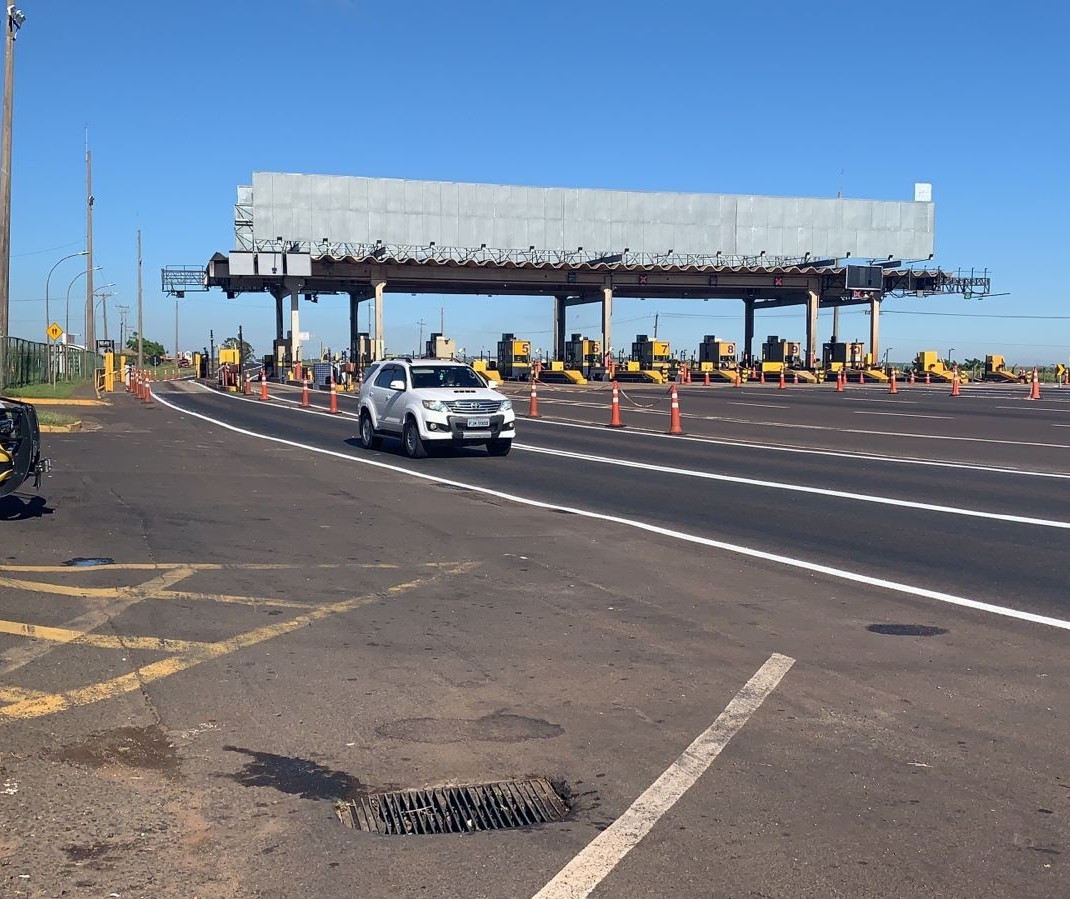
[5,0,1068,366]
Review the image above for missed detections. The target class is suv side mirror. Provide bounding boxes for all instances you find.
[389,379,406,391]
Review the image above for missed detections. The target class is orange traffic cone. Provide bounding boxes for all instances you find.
[778,370,786,390]
[889,372,898,394]
[260,371,269,400]
[1028,368,1041,400]
[301,379,310,408]
[703,371,711,386]
[142,371,152,403]
[925,371,931,385]
[908,370,915,384]
[735,369,743,388]
[793,371,799,385]
[329,373,340,414]
[667,384,684,435]
[607,381,624,428]
[836,371,844,392]
[859,370,865,385]
[950,369,961,397]
[528,380,540,417]
[759,370,766,384]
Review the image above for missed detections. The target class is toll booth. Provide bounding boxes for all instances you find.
[564,333,602,377]
[425,332,456,360]
[822,341,865,372]
[698,335,737,370]
[760,336,802,374]
[631,335,672,374]
[496,333,531,380]
[272,338,293,378]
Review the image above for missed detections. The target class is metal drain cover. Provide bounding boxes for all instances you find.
[336,777,568,835]
[867,623,948,637]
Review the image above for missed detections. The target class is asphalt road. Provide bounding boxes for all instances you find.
[0,379,1068,899]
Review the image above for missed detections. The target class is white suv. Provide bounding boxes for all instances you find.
[357,359,516,458]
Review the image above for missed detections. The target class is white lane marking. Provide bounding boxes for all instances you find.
[527,397,1070,448]
[996,405,1070,414]
[852,411,953,420]
[727,402,789,409]
[519,418,1070,480]
[841,397,919,404]
[194,381,360,419]
[189,382,1070,481]
[151,388,1070,633]
[514,443,1070,531]
[532,653,795,899]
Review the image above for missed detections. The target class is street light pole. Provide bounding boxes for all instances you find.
[0,5,26,390]
[44,250,87,378]
[948,347,956,366]
[65,265,101,339]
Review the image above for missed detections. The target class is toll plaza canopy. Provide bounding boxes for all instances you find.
[186,172,989,368]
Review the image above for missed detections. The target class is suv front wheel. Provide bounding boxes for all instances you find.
[403,418,428,459]
[359,412,383,450]
[486,438,512,457]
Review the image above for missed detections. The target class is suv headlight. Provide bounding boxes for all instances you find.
[499,399,513,413]
[421,399,448,412]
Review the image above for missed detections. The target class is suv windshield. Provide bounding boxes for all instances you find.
[410,366,485,389]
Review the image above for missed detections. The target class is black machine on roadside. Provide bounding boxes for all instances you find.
[0,396,51,499]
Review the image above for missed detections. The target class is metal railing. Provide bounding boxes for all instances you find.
[0,337,104,391]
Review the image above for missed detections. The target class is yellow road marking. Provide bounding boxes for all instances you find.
[0,576,122,598]
[0,567,198,677]
[0,561,452,574]
[155,590,319,609]
[0,619,212,652]
[0,562,475,722]
[0,686,50,703]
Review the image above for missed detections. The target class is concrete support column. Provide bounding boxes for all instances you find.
[349,292,361,364]
[869,296,880,362]
[553,295,568,361]
[601,284,613,362]
[806,290,820,369]
[373,280,386,360]
[273,291,285,344]
[290,289,301,362]
[743,299,755,364]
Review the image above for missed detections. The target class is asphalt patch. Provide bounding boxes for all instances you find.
[376,711,564,744]
[867,623,950,637]
[52,724,181,779]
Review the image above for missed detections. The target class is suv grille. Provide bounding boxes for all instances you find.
[444,399,501,414]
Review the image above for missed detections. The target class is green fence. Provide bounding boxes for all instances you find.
[0,337,104,391]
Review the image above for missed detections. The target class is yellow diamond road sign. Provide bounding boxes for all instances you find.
[46,322,63,341]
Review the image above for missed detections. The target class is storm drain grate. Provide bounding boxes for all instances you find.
[336,777,568,835]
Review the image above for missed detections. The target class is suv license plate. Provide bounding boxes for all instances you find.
[466,417,490,428]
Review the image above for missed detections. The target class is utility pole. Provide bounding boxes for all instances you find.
[117,304,130,351]
[173,297,179,363]
[136,229,143,368]
[237,324,245,372]
[653,312,659,338]
[417,318,426,356]
[0,5,26,389]
[85,134,95,351]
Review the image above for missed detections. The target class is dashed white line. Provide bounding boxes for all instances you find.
[151,387,1070,633]
[531,653,795,899]
[852,411,952,420]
